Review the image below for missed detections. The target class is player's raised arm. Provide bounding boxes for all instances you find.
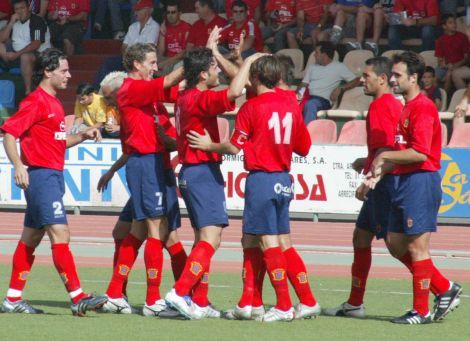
[227,52,267,101]
[66,127,102,148]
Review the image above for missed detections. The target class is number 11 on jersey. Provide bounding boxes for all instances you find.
[269,112,292,144]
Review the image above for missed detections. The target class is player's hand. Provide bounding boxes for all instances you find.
[355,182,369,201]
[370,155,385,178]
[206,25,222,51]
[83,128,102,142]
[97,171,114,192]
[352,158,366,173]
[231,32,245,63]
[9,13,19,23]
[14,165,29,189]
[187,129,213,151]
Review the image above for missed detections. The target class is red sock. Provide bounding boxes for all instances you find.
[7,241,35,302]
[252,249,266,307]
[144,238,164,305]
[106,234,143,299]
[51,243,85,304]
[399,253,413,272]
[347,246,372,306]
[192,263,211,307]
[174,241,214,296]
[264,247,292,311]
[237,248,257,307]
[167,242,188,281]
[113,238,129,297]
[412,258,433,316]
[284,247,317,306]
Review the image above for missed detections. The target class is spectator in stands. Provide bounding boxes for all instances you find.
[421,66,442,109]
[186,0,227,50]
[225,0,261,24]
[0,1,12,30]
[453,86,470,127]
[262,0,296,52]
[157,1,191,75]
[92,0,129,40]
[326,0,376,46]
[30,0,48,17]
[71,83,107,134]
[435,14,470,92]
[296,41,360,124]
[99,71,127,138]
[286,0,332,49]
[346,0,395,56]
[0,0,51,94]
[93,0,159,88]
[45,0,90,56]
[387,0,439,51]
[218,0,264,58]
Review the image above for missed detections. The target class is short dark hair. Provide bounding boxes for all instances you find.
[32,48,67,85]
[424,66,435,76]
[76,83,96,96]
[392,51,425,80]
[316,41,335,60]
[250,55,282,89]
[12,0,29,7]
[122,43,156,71]
[277,54,295,86]
[184,47,213,88]
[231,0,248,10]
[197,0,215,11]
[165,0,179,11]
[365,56,393,81]
[441,13,456,25]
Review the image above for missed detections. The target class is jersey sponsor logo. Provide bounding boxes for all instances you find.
[60,272,68,284]
[189,261,203,276]
[147,268,158,280]
[419,278,431,290]
[296,272,308,284]
[118,265,130,276]
[394,134,406,144]
[271,268,285,281]
[55,132,67,140]
[274,183,294,197]
[407,217,413,228]
[18,271,29,281]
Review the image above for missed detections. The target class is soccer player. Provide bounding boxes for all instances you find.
[324,56,404,318]
[0,48,107,316]
[370,51,462,324]
[102,43,184,315]
[164,42,258,320]
[187,55,315,322]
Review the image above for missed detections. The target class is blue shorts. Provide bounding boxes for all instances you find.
[178,163,228,229]
[126,153,167,221]
[24,168,68,229]
[356,175,392,240]
[388,171,441,235]
[243,171,292,236]
[119,199,133,223]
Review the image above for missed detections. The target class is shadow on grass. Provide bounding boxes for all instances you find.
[28,300,70,309]
[321,314,394,322]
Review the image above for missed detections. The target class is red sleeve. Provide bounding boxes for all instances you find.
[187,21,200,45]
[434,37,444,58]
[292,111,311,156]
[265,0,274,12]
[393,0,404,12]
[156,103,177,139]
[230,104,251,149]
[197,89,236,117]
[126,77,167,106]
[163,85,180,103]
[408,103,436,156]
[367,101,397,150]
[426,0,439,17]
[1,98,42,138]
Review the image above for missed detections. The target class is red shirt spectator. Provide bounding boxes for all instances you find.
[225,0,261,22]
[435,31,470,64]
[265,0,296,25]
[163,20,192,57]
[187,15,227,48]
[220,19,264,52]
[0,1,13,20]
[393,0,439,19]
[296,0,332,24]
[47,0,90,27]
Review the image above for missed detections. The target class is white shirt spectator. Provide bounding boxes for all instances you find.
[123,17,160,46]
[11,14,51,52]
[302,61,356,103]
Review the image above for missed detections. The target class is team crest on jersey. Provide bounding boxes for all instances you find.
[118,265,130,276]
[407,217,413,228]
[352,276,362,288]
[297,272,308,284]
[201,272,209,284]
[271,269,285,281]
[419,278,431,290]
[147,268,158,279]
[189,261,203,276]
[60,272,68,284]
[18,271,29,281]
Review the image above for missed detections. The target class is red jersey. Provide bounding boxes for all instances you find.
[393,0,439,19]
[363,93,403,174]
[155,103,176,170]
[187,15,227,47]
[117,77,173,155]
[394,93,441,174]
[48,0,90,26]
[265,0,296,25]
[0,1,12,17]
[220,20,263,52]
[435,32,470,64]
[296,0,332,24]
[163,20,191,57]
[175,88,235,164]
[226,0,260,22]
[231,91,311,172]
[1,87,67,171]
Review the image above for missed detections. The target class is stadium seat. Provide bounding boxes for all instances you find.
[302,50,339,77]
[217,117,230,142]
[419,50,438,68]
[275,49,304,79]
[448,123,470,147]
[326,87,372,118]
[402,38,422,47]
[343,50,374,76]
[65,115,75,133]
[381,49,404,59]
[306,119,337,144]
[439,111,454,120]
[441,122,448,147]
[439,88,447,112]
[0,80,15,108]
[336,120,367,145]
[180,12,199,25]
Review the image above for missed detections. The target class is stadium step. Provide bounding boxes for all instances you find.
[68,54,118,71]
[83,39,122,55]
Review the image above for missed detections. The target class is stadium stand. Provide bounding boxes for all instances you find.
[448,123,470,148]
[343,50,374,76]
[326,87,372,119]
[275,49,304,80]
[419,50,438,68]
[447,88,467,112]
[336,120,367,145]
[302,50,340,78]
[381,49,404,59]
[180,12,199,25]
[439,88,448,112]
[306,119,337,144]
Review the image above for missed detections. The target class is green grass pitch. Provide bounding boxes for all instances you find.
[0,265,468,340]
